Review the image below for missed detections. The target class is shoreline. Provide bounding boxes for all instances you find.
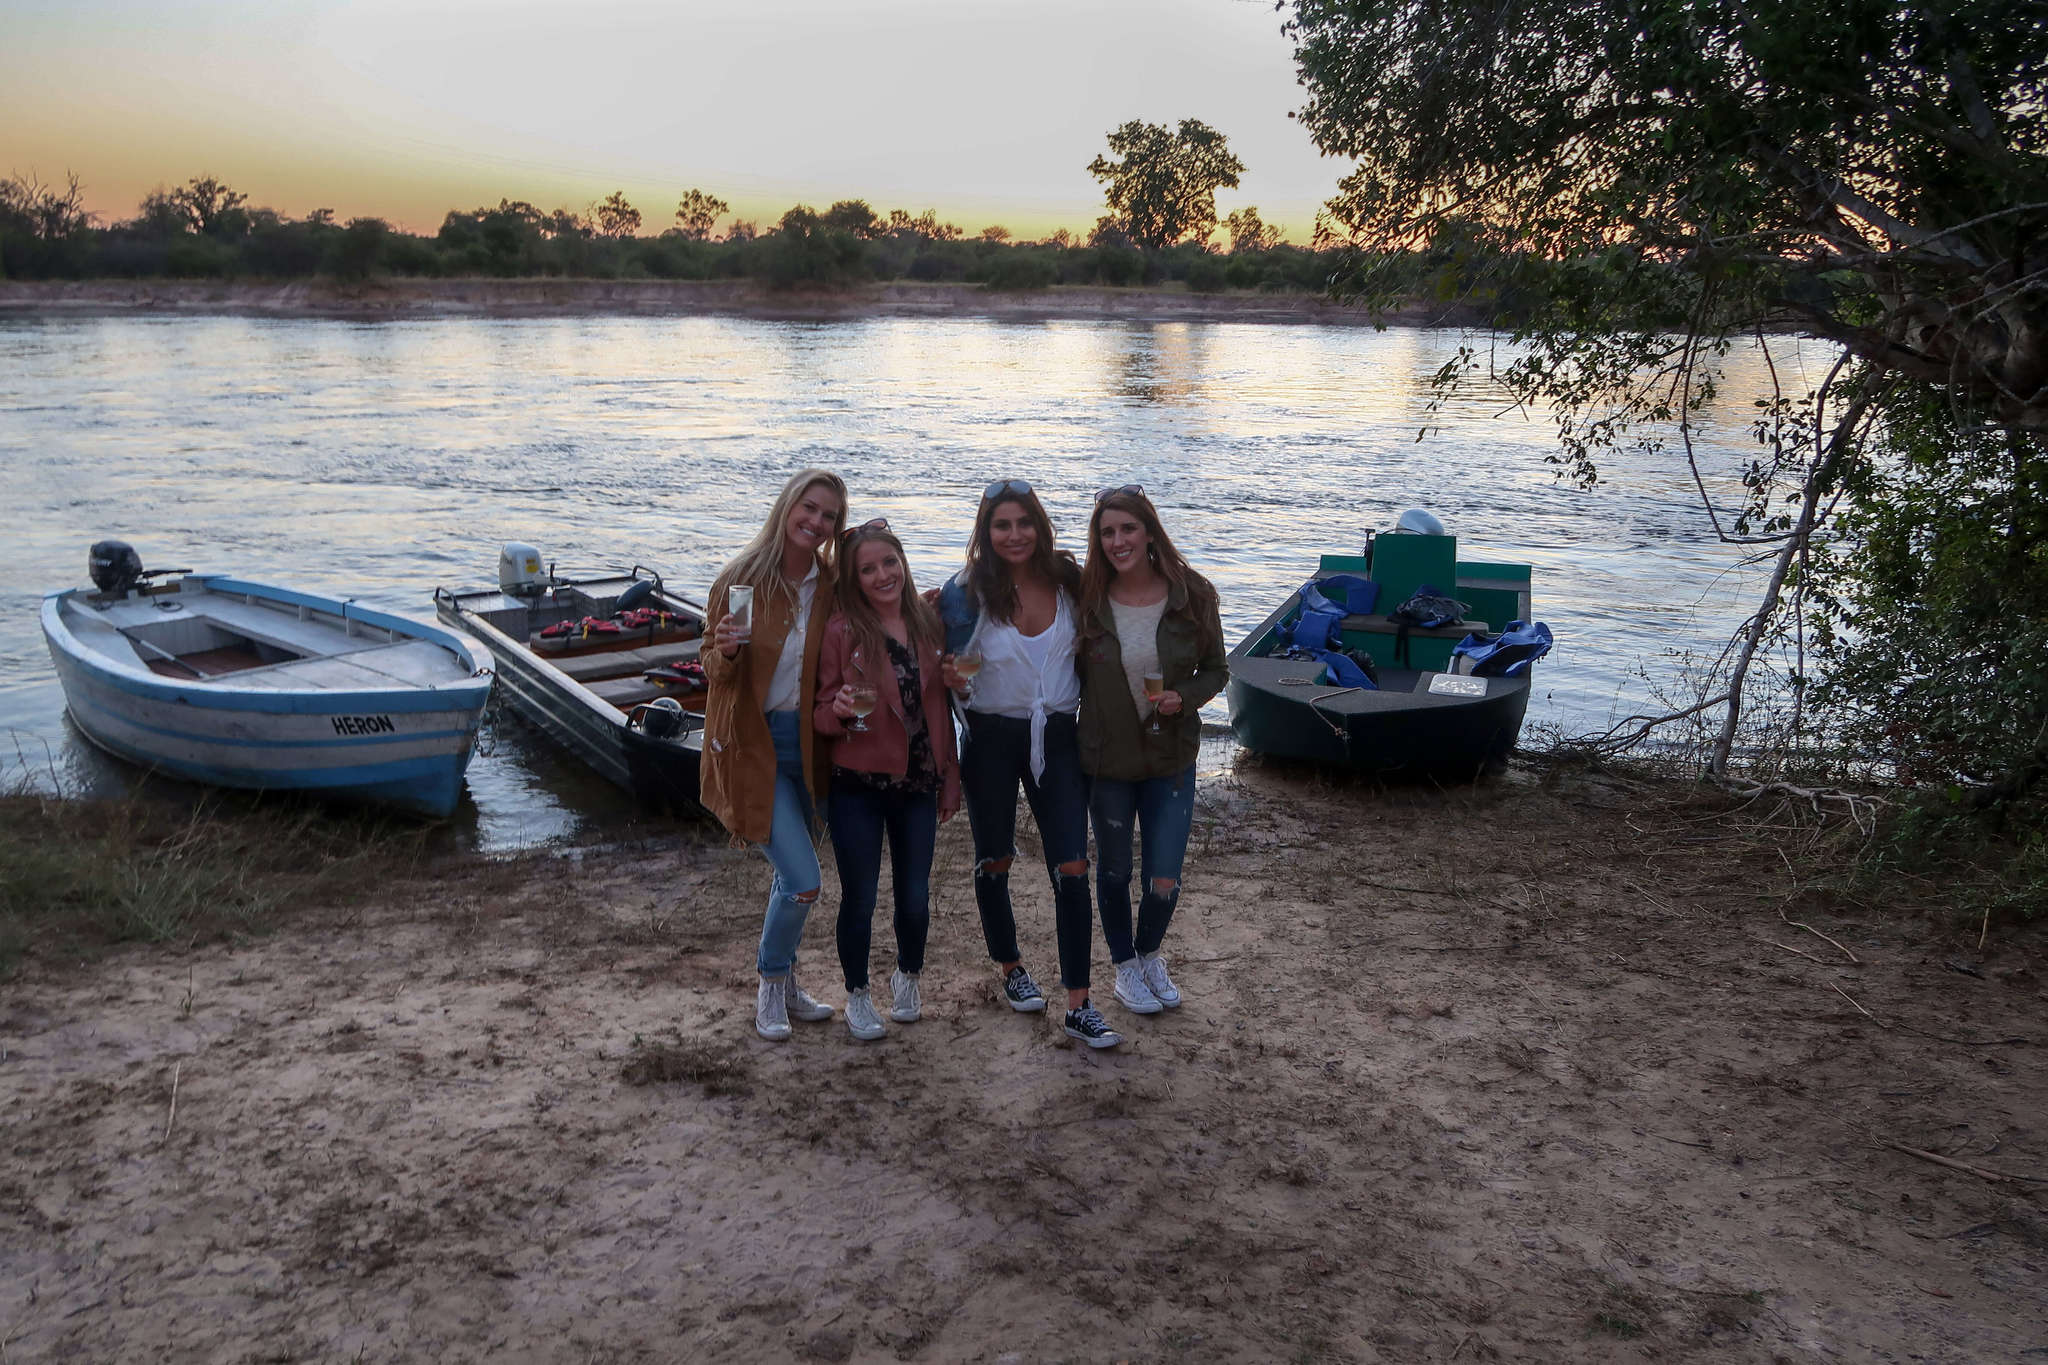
[0,278,1482,327]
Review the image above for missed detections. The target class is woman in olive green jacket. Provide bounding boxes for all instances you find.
[1074,486,1228,1016]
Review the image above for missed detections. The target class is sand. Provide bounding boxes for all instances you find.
[2,760,2043,1363]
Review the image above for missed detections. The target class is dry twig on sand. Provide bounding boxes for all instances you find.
[1781,906,1860,963]
[163,1063,181,1143]
[1882,1141,2048,1186]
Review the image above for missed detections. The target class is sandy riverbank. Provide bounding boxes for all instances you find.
[0,278,1479,327]
[1,762,2042,1362]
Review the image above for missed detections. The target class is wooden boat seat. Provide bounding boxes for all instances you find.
[1339,613,1488,640]
[584,676,707,713]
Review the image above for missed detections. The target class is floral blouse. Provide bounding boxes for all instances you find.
[833,635,940,796]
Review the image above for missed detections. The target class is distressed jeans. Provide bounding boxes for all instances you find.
[1089,764,1196,963]
[960,710,1095,990]
[754,710,821,977]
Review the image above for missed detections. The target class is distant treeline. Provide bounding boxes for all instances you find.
[0,175,1369,294]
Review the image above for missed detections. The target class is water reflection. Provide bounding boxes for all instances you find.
[1,314,1827,848]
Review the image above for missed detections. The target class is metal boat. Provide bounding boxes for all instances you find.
[435,554,708,812]
[42,546,494,816]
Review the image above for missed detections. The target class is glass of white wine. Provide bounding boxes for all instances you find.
[953,648,984,702]
[1144,671,1166,735]
[847,684,879,732]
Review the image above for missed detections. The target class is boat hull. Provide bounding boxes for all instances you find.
[1227,594,1534,778]
[42,583,492,817]
[436,579,705,814]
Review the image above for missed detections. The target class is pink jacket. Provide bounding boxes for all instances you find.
[812,615,961,809]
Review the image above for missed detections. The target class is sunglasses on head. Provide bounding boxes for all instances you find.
[839,517,890,542]
[1095,484,1145,502]
[983,478,1034,502]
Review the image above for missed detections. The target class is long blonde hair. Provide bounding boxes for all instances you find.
[838,524,943,670]
[711,468,848,615]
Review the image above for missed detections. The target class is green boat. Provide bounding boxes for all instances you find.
[1226,533,1539,778]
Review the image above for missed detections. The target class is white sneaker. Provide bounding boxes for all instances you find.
[845,987,887,1041]
[888,969,922,1023]
[787,968,835,1022]
[755,976,792,1042]
[1113,959,1163,1015]
[1138,951,1182,1009]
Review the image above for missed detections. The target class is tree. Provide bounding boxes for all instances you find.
[1224,207,1278,254]
[979,225,1011,244]
[1086,119,1244,251]
[592,191,640,239]
[170,175,250,238]
[1,171,91,239]
[674,188,728,240]
[822,199,882,239]
[1287,0,2048,801]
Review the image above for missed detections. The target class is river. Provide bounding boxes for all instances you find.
[1,313,1816,848]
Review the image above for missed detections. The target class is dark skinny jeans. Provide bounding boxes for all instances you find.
[960,710,1095,991]
[827,779,936,991]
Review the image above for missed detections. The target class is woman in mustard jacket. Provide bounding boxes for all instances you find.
[813,521,961,1041]
[701,468,847,1042]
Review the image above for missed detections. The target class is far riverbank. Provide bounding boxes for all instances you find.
[0,278,1483,327]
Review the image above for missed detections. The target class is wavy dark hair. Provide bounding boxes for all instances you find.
[837,524,944,669]
[963,485,1080,624]
[1079,489,1221,653]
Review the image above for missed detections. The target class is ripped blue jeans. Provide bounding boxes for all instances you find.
[755,710,821,977]
[1089,764,1196,963]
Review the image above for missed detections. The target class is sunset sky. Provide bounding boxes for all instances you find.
[3,0,1346,241]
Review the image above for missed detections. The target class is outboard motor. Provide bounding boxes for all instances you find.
[499,542,549,599]
[636,696,685,740]
[1392,508,1447,536]
[89,540,145,595]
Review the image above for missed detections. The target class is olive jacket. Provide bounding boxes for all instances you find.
[699,563,837,844]
[1075,579,1229,781]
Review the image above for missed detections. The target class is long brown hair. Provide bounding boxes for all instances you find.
[837,524,943,671]
[710,468,848,616]
[1079,488,1221,652]
[963,484,1080,624]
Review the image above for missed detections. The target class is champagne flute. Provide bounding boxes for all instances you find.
[953,648,984,702]
[1144,671,1166,735]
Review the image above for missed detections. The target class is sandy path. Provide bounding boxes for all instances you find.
[3,764,2043,1362]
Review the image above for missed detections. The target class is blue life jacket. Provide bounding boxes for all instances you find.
[1452,620,1554,677]
[1282,574,1380,689]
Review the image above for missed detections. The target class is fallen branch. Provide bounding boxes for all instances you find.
[1831,981,1882,1025]
[1782,908,1860,963]
[163,1063,181,1143]
[1765,938,1829,965]
[1715,773,1888,835]
[1882,1141,2048,1186]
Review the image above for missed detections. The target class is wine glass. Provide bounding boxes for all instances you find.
[847,684,879,732]
[953,648,984,702]
[1144,671,1166,735]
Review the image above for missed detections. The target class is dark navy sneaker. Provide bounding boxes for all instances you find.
[1062,1004,1123,1049]
[1002,965,1047,1013]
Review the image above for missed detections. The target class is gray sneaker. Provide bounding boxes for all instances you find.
[1138,951,1182,1009]
[1002,965,1047,1013]
[787,968,835,1023]
[755,975,792,1042]
[845,987,886,1041]
[1113,959,1163,1015]
[888,969,922,1023]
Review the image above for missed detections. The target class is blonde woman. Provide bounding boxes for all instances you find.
[702,469,848,1042]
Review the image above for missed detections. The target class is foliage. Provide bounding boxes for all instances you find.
[1225,207,1279,255]
[1285,0,2048,806]
[1087,118,1245,251]
[170,175,251,239]
[592,192,641,239]
[1808,398,2048,806]
[673,188,729,240]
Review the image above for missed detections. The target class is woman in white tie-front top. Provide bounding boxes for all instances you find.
[935,480,1121,1049]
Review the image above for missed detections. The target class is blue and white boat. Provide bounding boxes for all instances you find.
[41,543,495,817]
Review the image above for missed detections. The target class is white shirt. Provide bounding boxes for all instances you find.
[1109,594,1167,716]
[761,564,819,714]
[966,590,1080,780]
